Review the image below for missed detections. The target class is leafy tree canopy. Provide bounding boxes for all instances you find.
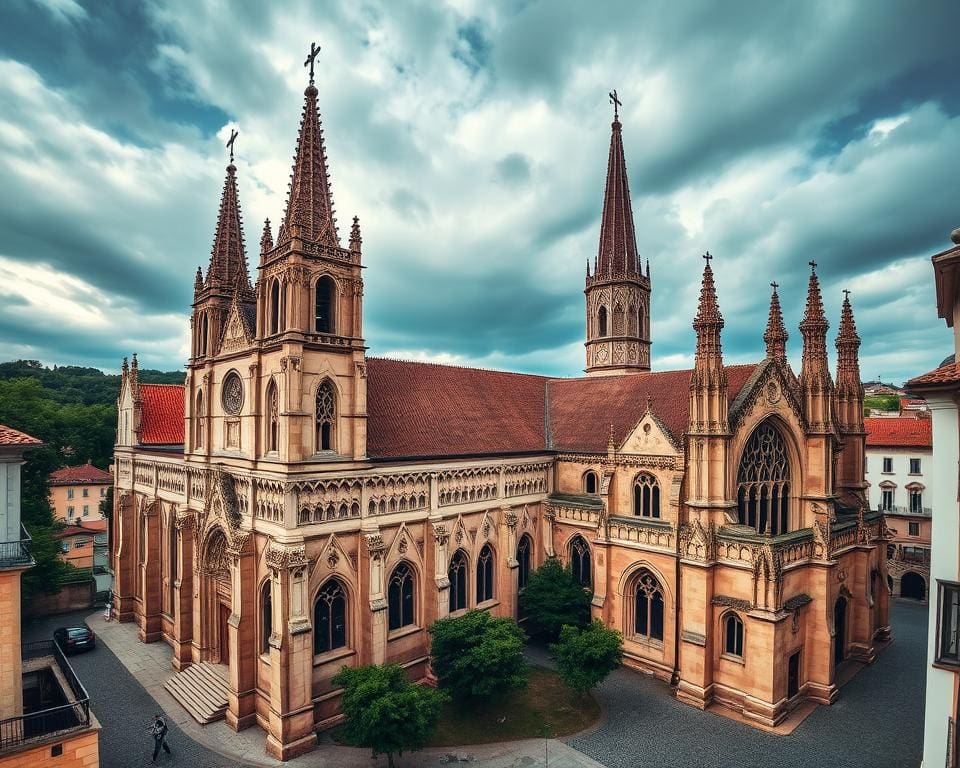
[332,664,447,768]
[519,557,592,641]
[429,609,528,702]
[550,619,624,694]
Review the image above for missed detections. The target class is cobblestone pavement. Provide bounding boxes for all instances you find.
[568,599,926,768]
[24,601,925,768]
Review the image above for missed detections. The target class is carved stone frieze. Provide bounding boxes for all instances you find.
[265,542,308,572]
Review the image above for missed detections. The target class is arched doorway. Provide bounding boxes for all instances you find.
[901,571,926,601]
[834,596,847,666]
[202,528,232,665]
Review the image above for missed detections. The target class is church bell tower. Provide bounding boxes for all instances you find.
[585,91,651,376]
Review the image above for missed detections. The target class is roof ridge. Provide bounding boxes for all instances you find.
[368,356,552,381]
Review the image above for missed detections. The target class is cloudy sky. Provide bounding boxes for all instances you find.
[0,0,958,383]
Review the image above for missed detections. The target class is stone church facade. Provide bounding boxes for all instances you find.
[112,69,891,760]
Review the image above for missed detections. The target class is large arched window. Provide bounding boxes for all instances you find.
[448,550,468,612]
[570,535,591,588]
[314,579,347,655]
[737,421,791,535]
[598,306,608,337]
[477,544,494,603]
[266,380,279,453]
[723,612,743,657]
[269,279,281,335]
[195,390,204,449]
[261,580,273,653]
[633,473,660,518]
[633,570,664,641]
[584,471,598,495]
[316,380,336,452]
[315,276,336,334]
[517,534,532,591]
[388,563,415,631]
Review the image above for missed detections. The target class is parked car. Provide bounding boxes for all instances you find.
[53,625,96,654]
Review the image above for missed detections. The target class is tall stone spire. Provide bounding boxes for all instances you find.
[835,291,863,424]
[693,253,724,363]
[689,253,728,435]
[278,81,339,249]
[763,282,788,362]
[583,96,651,376]
[594,113,641,278]
[799,261,833,431]
[206,162,251,292]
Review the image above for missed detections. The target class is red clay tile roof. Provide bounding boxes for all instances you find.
[548,364,758,453]
[865,417,932,448]
[907,362,960,390]
[366,358,548,459]
[0,424,41,446]
[139,384,185,445]
[50,463,113,485]
[366,358,759,459]
[56,520,107,538]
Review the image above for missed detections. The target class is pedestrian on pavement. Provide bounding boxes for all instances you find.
[149,713,171,762]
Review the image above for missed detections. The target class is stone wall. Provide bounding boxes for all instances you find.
[23,580,94,619]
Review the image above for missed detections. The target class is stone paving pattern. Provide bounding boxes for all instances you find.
[23,601,924,768]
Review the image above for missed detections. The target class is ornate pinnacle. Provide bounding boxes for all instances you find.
[763,281,788,361]
[260,218,273,255]
[349,215,362,254]
[595,106,640,279]
[836,290,861,374]
[121,356,129,376]
[694,253,723,327]
[194,266,203,295]
[207,162,251,291]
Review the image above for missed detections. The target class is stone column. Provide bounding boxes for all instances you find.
[113,492,137,622]
[675,559,715,711]
[501,508,519,617]
[365,532,388,665]
[431,521,451,621]
[265,541,316,761]
[170,510,194,670]
[139,500,162,643]
[225,536,257,731]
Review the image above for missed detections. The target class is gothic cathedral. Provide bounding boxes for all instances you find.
[112,65,890,760]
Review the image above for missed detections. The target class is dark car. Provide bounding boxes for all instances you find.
[53,625,96,654]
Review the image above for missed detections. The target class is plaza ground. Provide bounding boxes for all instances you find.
[23,600,925,768]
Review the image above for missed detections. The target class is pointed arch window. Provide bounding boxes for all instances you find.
[737,421,792,535]
[584,471,598,495]
[477,544,494,603]
[598,306,608,337]
[315,276,336,334]
[168,520,177,612]
[633,570,664,641]
[517,534,532,591]
[269,279,281,335]
[388,563,415,631]
[613,304,625,336]
[314,579,347,655]
[261,580,273,653]
[638,306,646,338]
[723,612,744,657]
[448,550,468,612]
[195,390,204,449]
[199,313,209,356]
[570,535,591,588]
[316,380,336,452]
[266,380,279,453]
[633,473,661,518]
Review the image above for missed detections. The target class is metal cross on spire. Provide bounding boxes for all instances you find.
[226,129,238,163]
[843,289,851,300]
[770,281,779,290]
[808,260,818,271]
[703,251,713,264]
[609,89,622,121]
[304,41,321,85]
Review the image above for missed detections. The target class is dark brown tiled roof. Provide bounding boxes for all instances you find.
[0,424,41,446]
[140,384,185,445]
[50,462,112,485]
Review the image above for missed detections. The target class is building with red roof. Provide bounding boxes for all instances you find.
[112,65,887,760]
[49,460,113,524]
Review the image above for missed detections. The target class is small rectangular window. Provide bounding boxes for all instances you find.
[909,522,920,536]
[67,489,74,499]
[67,506,74,516]
[83,505,89,515]
[881,490,894,511]
[82,488,89,498]
[937,581,960,666]
[882,457,893,473]
[910,458,922,474]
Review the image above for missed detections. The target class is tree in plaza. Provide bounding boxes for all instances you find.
[551,619,624,694]
[518,557,592,641]
[332,664,447,768]
[428,609,528,702]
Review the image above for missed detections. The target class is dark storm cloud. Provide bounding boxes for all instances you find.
[494,153,531,186]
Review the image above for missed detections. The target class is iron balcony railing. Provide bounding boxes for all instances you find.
[881,505,932,517]
[0,640,91,751]
[0,524,32,568]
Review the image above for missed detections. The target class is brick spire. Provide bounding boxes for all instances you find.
[799,262,830,382]
[763,282,788,361]
[205,162,252,293]
[278,82,339,248]
[595,114,641,278]
[835,290,862,397]
[693,253,724,360]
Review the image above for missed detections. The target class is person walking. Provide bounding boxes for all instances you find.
[149,713,171,762]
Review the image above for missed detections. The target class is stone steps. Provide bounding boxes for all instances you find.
[164,662,229,724]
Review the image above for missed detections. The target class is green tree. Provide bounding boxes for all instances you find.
[519,557,592,641]
[332,664,447,768]
[428,609,528,702]
[550,619,623,694]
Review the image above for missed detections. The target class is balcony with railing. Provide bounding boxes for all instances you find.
[881,504,932,517]
[0,524,33,570]
[0,640,92,752]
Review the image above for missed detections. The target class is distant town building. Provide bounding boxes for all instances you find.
[864,417,931,601]
[899,398,930,417]
[905,227,960,768]
[56,519,108,571]
[0,424,99,767]
[49,461,112,523]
